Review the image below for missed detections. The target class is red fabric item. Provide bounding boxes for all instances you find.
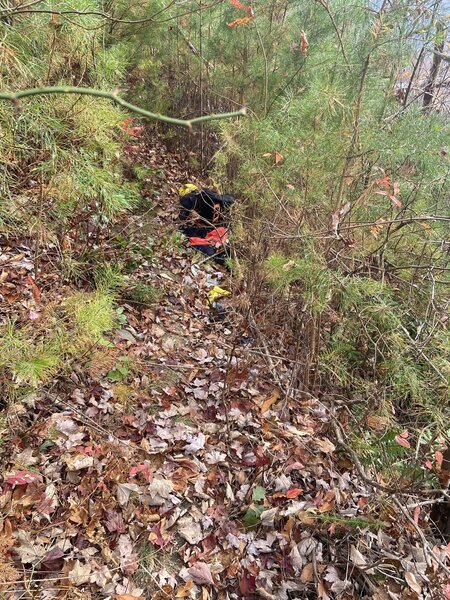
[188,237,212,247]
[188,227,228,248]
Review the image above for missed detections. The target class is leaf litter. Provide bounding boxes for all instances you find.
[0,132,448,600]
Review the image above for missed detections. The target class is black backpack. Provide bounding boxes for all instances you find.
[179,189,234,227]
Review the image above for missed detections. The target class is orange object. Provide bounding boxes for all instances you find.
[188,227,228,248]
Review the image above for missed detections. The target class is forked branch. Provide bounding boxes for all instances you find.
[0,86,246,128]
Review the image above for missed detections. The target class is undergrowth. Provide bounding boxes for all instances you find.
[0,290,116,390]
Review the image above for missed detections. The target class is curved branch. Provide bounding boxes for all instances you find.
[0,86,246,128]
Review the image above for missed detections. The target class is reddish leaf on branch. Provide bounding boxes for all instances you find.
[375,175,391,188]
[435,450,444,467]
[229,0,247,9]
[122,118,144,138]
[228,16,253,27]
[300,30,309,56]
[389,194,402,208]
[374,173,402,208]
[228,0,254,26]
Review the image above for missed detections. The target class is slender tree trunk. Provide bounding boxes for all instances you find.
[333,0,388,212]
[403,46,425,107]
[423,22,445,111]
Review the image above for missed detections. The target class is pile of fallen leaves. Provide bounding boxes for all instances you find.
[0,129,449,600]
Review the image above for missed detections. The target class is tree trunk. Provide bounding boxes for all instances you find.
[423,22,445,111]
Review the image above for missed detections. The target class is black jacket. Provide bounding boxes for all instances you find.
[179,188,234,227]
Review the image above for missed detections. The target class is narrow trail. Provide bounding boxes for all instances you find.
[1,133,448,599]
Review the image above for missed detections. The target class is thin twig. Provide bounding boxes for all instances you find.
[0,0,224,25]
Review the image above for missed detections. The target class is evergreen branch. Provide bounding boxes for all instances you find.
[0,87,246,127]
[314,0,350,67]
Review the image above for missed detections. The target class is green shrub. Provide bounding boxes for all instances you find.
[0,291,116,387]
[122,282,162,307]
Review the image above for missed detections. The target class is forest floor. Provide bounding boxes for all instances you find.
[0,130,449,600]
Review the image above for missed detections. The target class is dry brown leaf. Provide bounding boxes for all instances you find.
[117,483,139,507]
[350,545,373,573]
[366,415,390,432]
[405,572,422,595]
[188,561,214,585]
[300,563,314,583]
[176,580,193,597]
[14,531,46,564]
[62,453,93,471]
[317,581,330,600]
[68,560,91,585]
[297,511,317,525]
[274,151,283,163]
[315,438,336,454]
[261,390,280,413]
[177,516,203,545]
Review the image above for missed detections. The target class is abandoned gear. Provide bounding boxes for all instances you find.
[178,185,234,266]
[179,187,234,228]
[178,183,198,197]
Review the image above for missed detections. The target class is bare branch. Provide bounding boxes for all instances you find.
[0,0,224,25]
[0,86,246,127]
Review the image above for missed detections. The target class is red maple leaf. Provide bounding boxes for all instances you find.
[6,471,42,486]
[129,463,152,482]
[239,568,256,596]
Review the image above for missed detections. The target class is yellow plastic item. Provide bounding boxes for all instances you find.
[207,286,231,305]
[178,183,198,197]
